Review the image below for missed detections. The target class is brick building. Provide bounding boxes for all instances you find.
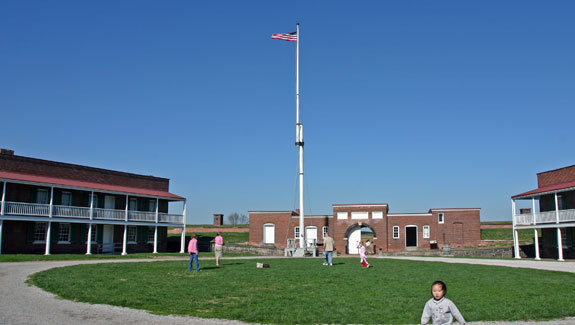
[512,165,575,260]
[0,149,187,255]
[249,203,480,254]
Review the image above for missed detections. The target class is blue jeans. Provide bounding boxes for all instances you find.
[188,253,200,271]
[324,251,333,265]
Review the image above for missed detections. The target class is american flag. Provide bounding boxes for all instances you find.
[271,32,297,42]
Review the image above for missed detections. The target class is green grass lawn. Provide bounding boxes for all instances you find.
[168,232,249,244]
[481,228,535,242]
[0,252,256,263]
[29,258,575,323]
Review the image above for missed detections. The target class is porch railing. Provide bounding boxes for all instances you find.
[514,208,575,226]
[1,201,183,224]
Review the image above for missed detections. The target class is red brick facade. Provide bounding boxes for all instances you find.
[249,204,480,253]
[537,165,575,188]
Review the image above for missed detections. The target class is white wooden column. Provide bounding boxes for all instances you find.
[1,181,6,215]
[45,222,52,255]
[554,193,564,261]
[533,228,541,260]
[153,198,159,254]
[122,225,128,255]
[86,224,93,255]
[512,199,520,259]
[180,199,187,253]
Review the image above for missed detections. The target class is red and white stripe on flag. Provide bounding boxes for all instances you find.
[271,32,297,42]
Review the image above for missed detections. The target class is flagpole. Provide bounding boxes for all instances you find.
[295,23,305,249]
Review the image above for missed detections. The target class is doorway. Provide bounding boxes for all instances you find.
[405,226,417,248]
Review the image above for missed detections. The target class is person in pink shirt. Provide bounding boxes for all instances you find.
[214,232,224,267]
[187,234,200,272]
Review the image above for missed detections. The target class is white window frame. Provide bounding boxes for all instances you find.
[423,225,430,239]
[147,226,155,243]
[438,213,444,224]
[127,226,137,243]
[372,211,383,219]
[33,222,48,243]
[393,226,400,239]
[322,226,329,238]
[58,223,71,244]
[337,212,348,220]
[294,226,300,239]
[351,211,368,220]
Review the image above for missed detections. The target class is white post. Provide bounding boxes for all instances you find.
[533,228,540,260]
[295,23,305,249]
[153,198,159,254]
[554,192,560,223]
[86,224,92,255]
[122,224,127,255]
[45,221,51,255]
[0,219,3,255]
[89,192,94,220]
[512,199,520,259]
[1,181,6,216]
[180,200,186,253]
[49,187,54,218]
[125,195,129,222]
[557,227,564,261]
[532,197,537,225]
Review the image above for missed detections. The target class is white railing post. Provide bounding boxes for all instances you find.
[45,221,51,255]
[1,181,6,216]
[534,228,540,260]
[557,227,564,261]
[122,224,128,255]
[180,199,186,253]
[86,224,92,255]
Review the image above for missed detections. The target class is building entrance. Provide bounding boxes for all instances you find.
[406,226,417,248]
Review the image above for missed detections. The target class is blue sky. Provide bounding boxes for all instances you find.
[1,1,574,223]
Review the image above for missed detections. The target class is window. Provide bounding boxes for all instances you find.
[294,227,300,239]
[91,194,99,209]
[351,212,368,219]
[34,222,47,242]
[393,226,400,239]
[58,223,71,243]
[129,198,138,211]
[127,226,137,242]
[148,227,155,242]
[438,213,444,224]
[61,192,72,206]
[148,199,157,212]
[36,189,49,204]
[423,225,430,239]
[372,211,383,219]
[322,226,329,237]
[337,212,348,220]
[86,224,97,243]
[557,195,567,210]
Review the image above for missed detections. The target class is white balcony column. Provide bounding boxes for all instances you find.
[554,192,560,223]
[532,197,537,225]
[155,198,159,223]
[180,199,187,253]
[45,222,52,255]
[125,195,129,222]
[153,226,158,254]
[89,192,94,220]
[557,227,564,261]
[49,187,54,218]
[533,228,541,260]
[1,181,6,216]
[86,223,92,255]
[122,224,128,255]
[0,219,3,255]
[511,199,520,259]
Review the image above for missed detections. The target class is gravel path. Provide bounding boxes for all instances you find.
[0,256,574,324]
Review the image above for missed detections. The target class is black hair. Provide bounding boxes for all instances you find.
[431,280,446,294]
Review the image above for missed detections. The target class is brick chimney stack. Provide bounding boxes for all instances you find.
[0,149,15,155]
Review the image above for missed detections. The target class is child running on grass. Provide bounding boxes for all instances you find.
[358,241,369,268]
[421,280,465,325]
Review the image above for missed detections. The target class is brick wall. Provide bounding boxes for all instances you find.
[0,152,169,191]
[537,165,575,188]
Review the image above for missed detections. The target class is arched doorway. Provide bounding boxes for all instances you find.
[345,224,376,254]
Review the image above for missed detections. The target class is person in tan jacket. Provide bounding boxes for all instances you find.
[323,233,335,266]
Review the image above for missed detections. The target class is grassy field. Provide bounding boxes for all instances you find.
[29,258,575,323]
[481,228,535,241]
[0,252,256,263]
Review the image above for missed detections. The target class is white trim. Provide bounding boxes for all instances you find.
[337,212,348,220]
[291,215,332,219]
[263,223,275,244]
[438,213,445,224]
[372,211,383,219]
[431,208,481,211]
[333,204,388,208]
[405,225,418,248]
[392,225,400,239]
[423,225,430,239]
[351,211,369,220]
[388,213,432,217]
[513,186,575,200]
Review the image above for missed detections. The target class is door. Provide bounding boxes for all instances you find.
[305,226,317,247]
[104,195,115,219]
[102,225,114,253]
[263,224,275,244]
[348,227,361,254]
[453,223,464,248]
[406,226,417,247]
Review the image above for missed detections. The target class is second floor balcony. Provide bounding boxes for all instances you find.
[514,208,575,226]
[1,201,184,224]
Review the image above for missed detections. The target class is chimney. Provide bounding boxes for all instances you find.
[213,214,224,226]
[0,149,14,156]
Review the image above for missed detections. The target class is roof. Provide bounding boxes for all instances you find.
[512,181,575,199]
[0,170,185,200]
